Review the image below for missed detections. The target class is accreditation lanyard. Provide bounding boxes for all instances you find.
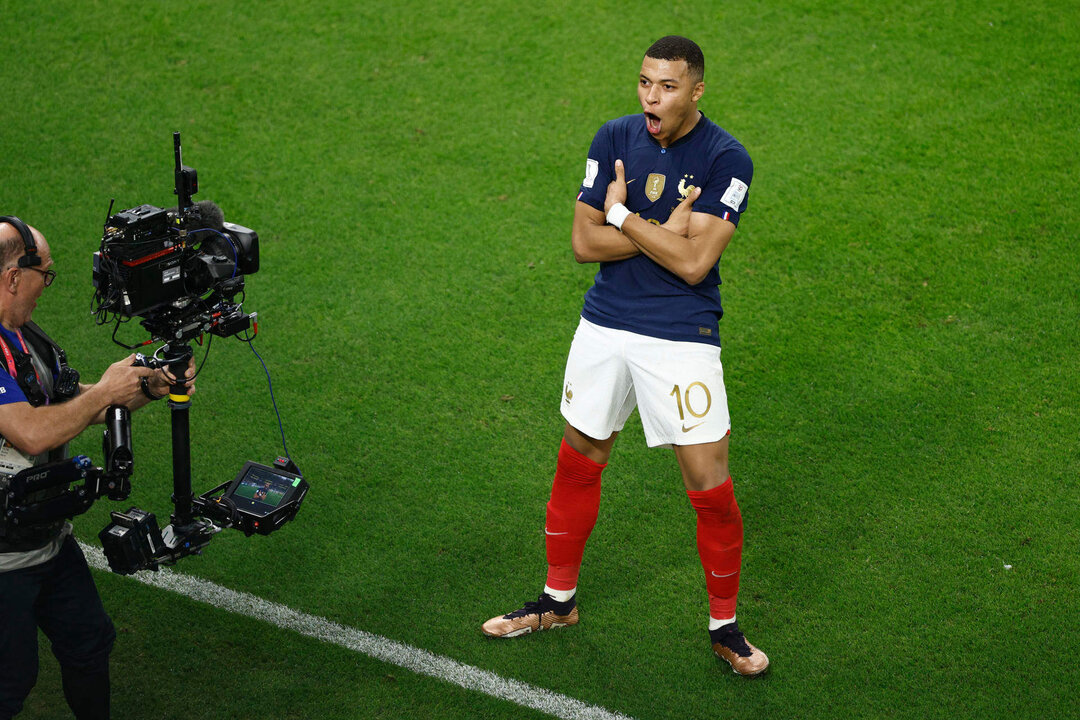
[0,328,49,406]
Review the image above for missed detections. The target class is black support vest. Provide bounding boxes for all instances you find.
[0,323,73,552]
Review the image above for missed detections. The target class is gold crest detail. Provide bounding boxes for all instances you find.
[678,175,696,198]
[645,173,666,202]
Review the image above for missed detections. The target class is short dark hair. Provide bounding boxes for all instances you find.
[644,36,704,83]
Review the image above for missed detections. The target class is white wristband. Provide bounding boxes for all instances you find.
[606,203,631,231]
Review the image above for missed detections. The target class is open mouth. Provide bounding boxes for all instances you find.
[644,112,662,135]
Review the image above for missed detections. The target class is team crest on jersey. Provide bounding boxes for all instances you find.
[645,173,666,202]
[678,175,697,199]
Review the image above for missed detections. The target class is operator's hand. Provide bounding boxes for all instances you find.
[604,159,628,214]
[661,185,701,238]
[96,354,157,407]
[147,356,197,398]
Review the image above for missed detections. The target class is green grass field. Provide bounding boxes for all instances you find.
[2,0,1078,718]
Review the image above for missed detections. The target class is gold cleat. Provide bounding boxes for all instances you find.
[481,594,579,638]
[710,623,770,677]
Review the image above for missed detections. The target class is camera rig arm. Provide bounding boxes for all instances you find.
[1,406,133,529]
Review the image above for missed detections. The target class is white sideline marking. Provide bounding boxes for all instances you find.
[79,541,634,720]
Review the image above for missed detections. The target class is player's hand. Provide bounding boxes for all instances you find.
[661,186,701,237]
[604,159,628,213]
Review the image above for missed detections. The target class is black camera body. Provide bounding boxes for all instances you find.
[92,204,259,318]
[92,133,259,344]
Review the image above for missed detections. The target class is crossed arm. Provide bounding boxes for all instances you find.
[570,159,736,285]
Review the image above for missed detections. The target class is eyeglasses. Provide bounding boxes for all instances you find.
[25,267,56,288]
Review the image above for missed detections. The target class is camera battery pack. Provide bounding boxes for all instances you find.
[99,507,164,575]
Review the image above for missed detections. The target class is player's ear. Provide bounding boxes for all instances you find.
[692,82,705,103]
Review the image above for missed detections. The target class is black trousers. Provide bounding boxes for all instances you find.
[0,535,114,719]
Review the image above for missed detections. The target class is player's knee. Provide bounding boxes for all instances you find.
[561,431,613,468]
[556,440,606,488]
[687,476,740,520]
[682,466,729,493]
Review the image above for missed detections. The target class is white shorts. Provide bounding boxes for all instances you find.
[560,318,730,448]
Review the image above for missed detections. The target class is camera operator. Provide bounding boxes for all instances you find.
[0,218,192,720]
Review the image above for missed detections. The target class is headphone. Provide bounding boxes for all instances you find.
[0,215,42,268]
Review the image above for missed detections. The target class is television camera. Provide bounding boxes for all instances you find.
[92,133,258,344]
[76,132,307,574]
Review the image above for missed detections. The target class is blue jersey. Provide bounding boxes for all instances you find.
[576,112,753,346]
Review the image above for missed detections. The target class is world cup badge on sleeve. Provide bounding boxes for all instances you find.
[721,177,749,211]
[583,159,599,188]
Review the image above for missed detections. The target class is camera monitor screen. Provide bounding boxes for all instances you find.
[225,462,303,518]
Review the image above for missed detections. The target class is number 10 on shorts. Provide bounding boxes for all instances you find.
[670,382,712,420]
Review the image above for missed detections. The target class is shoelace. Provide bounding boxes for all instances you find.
[503,595,570,621]
[504,594,550,620]
[717,625,753,657]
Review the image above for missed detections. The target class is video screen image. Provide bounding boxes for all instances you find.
[233,466,292,510]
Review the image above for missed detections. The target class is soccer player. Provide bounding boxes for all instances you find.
[481,36,768,676]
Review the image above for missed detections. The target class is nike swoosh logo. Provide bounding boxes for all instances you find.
[626,178,636,184]
[681,422,704,432]
[545,529,568,536]
[711,570,737,578]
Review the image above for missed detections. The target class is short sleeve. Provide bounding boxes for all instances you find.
[576,122,616,212]
[693,146,754,227]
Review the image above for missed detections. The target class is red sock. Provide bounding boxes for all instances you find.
[686,478,743,619]
[544,439,606,591]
